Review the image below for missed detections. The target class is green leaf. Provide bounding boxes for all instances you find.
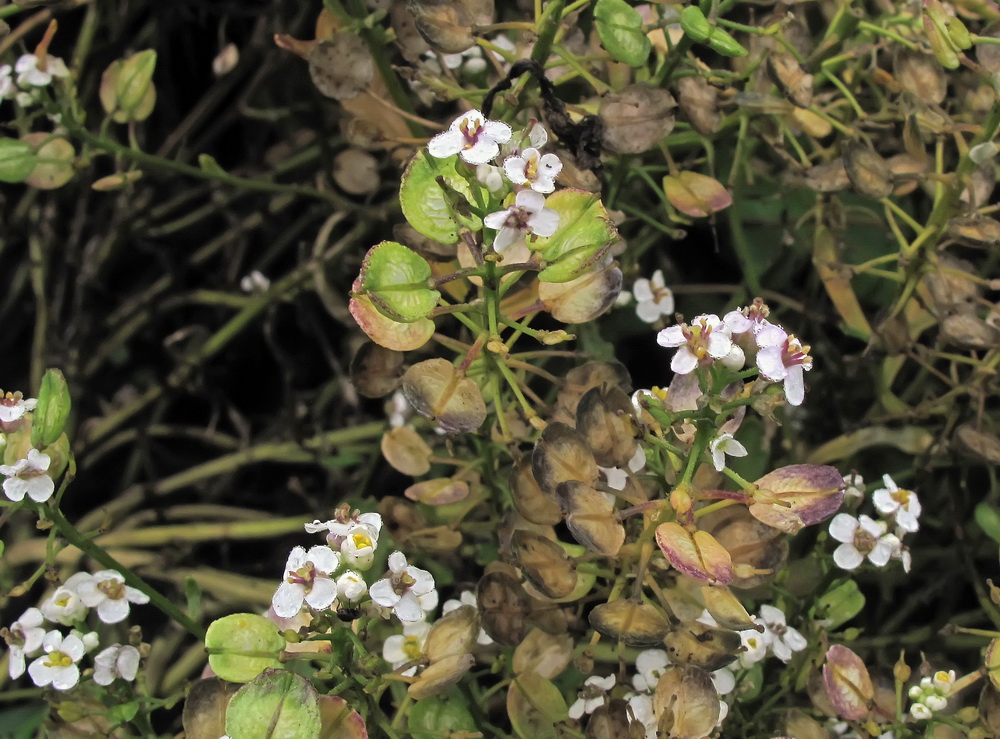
[107,701,140,725]
[530,189,617,278]
[508,672,568,739]
[356,241,440,322]
[813,579,865,630]
[198,154,227,177]
[400,150,482,244]
[205,613,284,683]
[976,503,1000,546]
[0,703,47,739]
[225,669,322,739]
[594,0,651,67]
[31,368,71,448]
[0,139,38,184]
[408,695,478,737]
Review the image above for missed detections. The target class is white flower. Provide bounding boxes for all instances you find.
[738,627,768,667]
[657,314,733,375]
[427,109,512,165]
[755,324,813,406]
[4,608,45,679]
[909,702,933,720]
[0,448,54,503]
[600,446,646,492]
[369,551,437,622]
[0,390,37,423]
[843,473,865,503]
[627,693,656,739]
[76,569,150,624]
[503,148,562,193]
[73,629,99,653]
[632,649,669,693]
[632,270,675,324]
[828,513,897,570]
[483,189,559,253]
[872,474,921,533]
[756,604,807,663]
[0,65,14,99]
[305,509,383,549]
[27,631,84,690]
[712,666,735,695]
[382,620,431,676]
[932,669,956,693]
[93,644,140,686]
[568,673,615,719]
[476,163,505,192]
[14,53,68,88]
[271,545,341,618]
[709,433,748,471]
[239,270,270,293]
[340,523,378,570]
[40,573,92,625]
[336,570,368,602]
[442,590,492,645]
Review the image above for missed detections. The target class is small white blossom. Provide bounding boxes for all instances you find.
[4,608,45,679]
[828,513,898,571]
[568,673,615,720]
[0,65,14,99]
[271,545,341,618]
[755,324,813,406]
[0,448,54,503]
[843,473,865,503]
[14,53,68,88]
[712,666,736,695]
[369,551,437,622]
[600,446,646,492]
[872,474,921,533]
[27,631,84,690]
[657,314,733,375]
[632,649,669,693]
[502,148,562,193]
[709,433,748,472]
[93,644,141,686]
[908,670,954,719]
[739,628,768,667]
[239,270,270,293]
[0,390,37,423]
[483,189,559,253]
[40,573,92,625]
[76,569,150,624]
[442,590,493,645]
[427,109,512,165]
[336,570,368,602]
[632,270,675,324]
[476,163,504,192]
[72,629,100,653]
[340,523,378,570]
[627,693,656,739]
[756,604,807,663]
[382,620,431,676]
[306,509,383,550]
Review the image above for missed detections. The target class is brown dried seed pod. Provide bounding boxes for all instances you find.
[980,684,1000,736]
[510,457,562,526]
[947,215,1000,247]
[402,358,488,432]
[511,530,578,599]
[588,599,670,647]
[940,313,1000,350]
[703,507,788,590]
[531,422,599,496]
[599,84,677,155]
[803,160,850,193]
[350,342,405,399]
[557,480,626,557]
[575,385,638,468]
[424,605,479,662]
[893,49,946,105]
[407,653,475,699]
[381,426,432,476]
[676,76,721,135]
[842,141,892,200]
[477,571,531,646]
[512,627,573,679]
[391,0,431,62]
[923,255,979,312]
[767,52,813,108]
[652,665,721,739]
[586,699,634,739]
[333,148,380,196]
[663,620,741,671]
[954,424,1000,465]
[557,361,632,425]
[407,0,493,54]
[308,33,374,101]
[538,261,624,324]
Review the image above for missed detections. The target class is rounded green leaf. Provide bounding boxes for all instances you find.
[507,672,568,739]
[400,150,482,244]
[0,138,38,183]
[356,241,440,323]
[529,189,617,267]
[408,696,477,737]
[225,668,321,739]
[813,580,865,630]
[594,0,651,67]
[205,613,284,683]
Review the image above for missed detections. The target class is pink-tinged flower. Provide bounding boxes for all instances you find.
[756,604,807,663]
[872,474,921,533]
[93,644,140,685]
[656,314,734,375]
[76,570,150,624]
[271,545,341,618]
[503,148,562,193]
[4,608,45,679]
[0,390,36,423]
[427,109,512,165]
[27,631,85,690]
[369,551,437,622]
[828,513,898,570]
[632,270,675,324]
[709,433,748,471]
[755,324,813,406]
[483,189,560,253]
[0,449,54,503]
[305,508,383,549]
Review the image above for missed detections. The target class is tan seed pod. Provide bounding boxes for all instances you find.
[893,49,946,105]
[804,160,850,193]
[511,530,578,600]
[510,457,562,526]
[557,480,626,557]
[512,628,573,679]
[477,571,531,646]
[308,33,374,101]
[599,84,677,155]
[424,605,479,662]
[767,52,813,108]
[407,0,493,54]
[940,313,1000,350]
[575,385,638,468]
[663,620,741,671]
[380,426,432,476]
[531,422,599,496]
[586,699,634,739]
[948,215,1000,247]
[652,665,721,739]
[350,342,405,399]
[954,424,1000,465]
[676,76,721,135]
[702,507,788,589]
[842,141,892,200]
[557,361,632,425]
[333,148,380,195]
[407,653,475,699]
[588,599,670,647]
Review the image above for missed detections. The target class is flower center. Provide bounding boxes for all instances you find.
[288,562,317,589]
[392,571,416,595]
[459,119,484,147]
[44,650,73,668]
[782,336,813,369]
[99,578,125,600]
[852,528,877,555]
[524,153,539,181]
[892,489,911,507]
[352,532,373,550]
[402,636,423,660]
[54,593,72,608]
[502,206,532,231]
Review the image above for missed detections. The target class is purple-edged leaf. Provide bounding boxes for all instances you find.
[655,522,733,584]
[822,645,873,721]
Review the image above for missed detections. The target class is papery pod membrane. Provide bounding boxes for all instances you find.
[318,695,369,739]
[783,708,828,739]
[940,313,1000,350]
[767,52,813,107]
[225,669,322,739]
[575,385,637,468]
[402,358,487,432]
[512,628,574,679]
[400,149,482,244]
[531,422,599,495]
[804,160,850,193]
[408,653,476,700]
[349,293,435,351]
[557,480,626,556]
[664,620,740,671]
[557,361,632,423]
[22,133,75,190]
[663,171,733,218]
[538,260,623,323]
[510,458,562,525]
[652,665,721,739]
[182,678,240,739]
[511,529,578,599]
[700,585,758,630]
[405,477,470,505]
[205,613,284,682]
[354,241,439,323]
[987,638,1000,691]
[594,0,651,67]
[822,645,874,721]
[308,33,374,100]
[381,426,432,476]
[842,141,893,200]
[350,343,405,399]
[586,699,634,739]
[655,522,734,584]
[979,684,1000,736]
[477,570,532,646]
[599,84,677,154]
[750,464,845,534]
[957,424,1000,465]
[588,599,670,647]
[507,671,569,739]
[529,189,617,264]
[521,541,596,604]
[676,76,721,135]
[408,0,493,54]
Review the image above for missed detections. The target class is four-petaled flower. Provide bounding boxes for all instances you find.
[272,545,341,618]
[336,570,368,602]
[77,570,150,624]
[656,314,733,375]
[27,630,85,690]
[14,53,68,88]
[40,572,92,625]
[872,474,921,533]
[632,270,675,324]
[503,147,562,193]
[93,644,141,686]
[0,390,36,424]
[631,649,670,693]
[483,189,559,253]
[756,604,807,663]
[568,673,616,719]
[382,620,431,676]
[755,324,813,406]
[0,449,54,503]
[709,433,748,472]
[828,513,899,571]
[427,109,512,165]
[3,608,45,679]
[340,523,378,570]
[369,551,438,622]
[306,508,383,550]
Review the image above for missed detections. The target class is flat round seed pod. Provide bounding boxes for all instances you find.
[557,480,625,556]
[350,342,405,398]
[477,571,531,646]
[531,422,599,495]
[652,665,720,739]
[588,599,670,647]
[512,628,573,679]
[663,620,740,671]
[511,530,578,600]
[575,385,638,468]
[510,457,562,525]
[308,33,373,101]
[402,358,487,433]
[408,653,476,700]
[557,361,632,424]
[425,605,479,662]
[381,426,432,476]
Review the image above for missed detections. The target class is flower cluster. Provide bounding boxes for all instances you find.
[908,669,955,720]
[0,387,60,505]
[0,52,69,106]
[828,473,917,573]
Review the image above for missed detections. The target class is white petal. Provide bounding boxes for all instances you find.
[755,323,788,348]
[482,120,512,144]
[896,510,919,533]
[503,156,528,184]
[26,449,50,472]
[461,140,500,165]
[515,188,546,211]
[3,477,27,502]
[705,332,733,359]
[304,578,338,610]
[117,646,140,681]
[872,489,897,514]
[50,664,80,690]
[98,598,131,624]
[271,582,305,618]
[671,347,700,375]
[283,546,307,572]
[868,541,894,567]
[306,545,340,573]
[771,639,792,663]
[368,578,399,608]
[25,476,54,503]
[632,278,654,303]
[427,130,464,159]
[483,208,511,230]
[656,325,686,348]
[782,627,808,652]
[758,604,786,627]
[833,543,864,570]
[61,635,85,661]
[712,667,736,695]
[393,591,424,621]
[783,366,805,406]
[388,551,408,573]
[828,513,859,542]
[635,300,662,324]
[125,586,150,605]
[528,208,560,237]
